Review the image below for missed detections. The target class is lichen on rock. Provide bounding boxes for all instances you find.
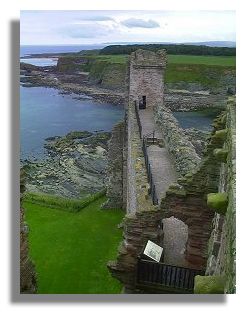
[213,148,228,163]
[207,192,228,215]
[194,275,225,294]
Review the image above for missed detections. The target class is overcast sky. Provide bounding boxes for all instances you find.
[20,10,236,45]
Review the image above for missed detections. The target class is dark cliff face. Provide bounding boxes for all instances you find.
[56,56,91,73]
[20,168,37,294]
[56,56,127,91]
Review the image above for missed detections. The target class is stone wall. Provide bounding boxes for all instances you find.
[20,168,37,293]
[154,104,200,176]
[108,98,163,291]
[203,98,236,293]
[107,50,168,288]
[108,210,164,292]
[106,48,236,293]
[103,121,125,209]
[160,111,226,270]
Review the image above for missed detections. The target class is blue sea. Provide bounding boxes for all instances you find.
[173,111,215,132]
[20,57,58,66]
[20,44,106,67]
[20,44,106,57]
[20,86,124,160]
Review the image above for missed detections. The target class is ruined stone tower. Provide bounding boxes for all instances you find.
[129,49,166,108]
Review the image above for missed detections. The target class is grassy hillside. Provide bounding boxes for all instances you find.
[94,54,236,67]
[165,63,235,88]
[56,53,235,90]
[168,55,235,66]
[24,195,124,294]
[99,43,235,56]
[91,54,235,89]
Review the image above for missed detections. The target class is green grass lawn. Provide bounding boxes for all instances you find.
[24,196,124,294]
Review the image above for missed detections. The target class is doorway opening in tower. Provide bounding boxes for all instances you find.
[139,95,147,110]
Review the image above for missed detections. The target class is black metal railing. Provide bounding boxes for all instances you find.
[134,100,142,138]
[137,259,205,292]
[142,136,158,205]
[134,101,158,205]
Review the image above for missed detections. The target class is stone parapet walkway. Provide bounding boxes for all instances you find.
[138,107,177,202]
[138,106,187,267]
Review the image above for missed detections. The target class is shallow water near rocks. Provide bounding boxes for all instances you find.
[20,86,124,160]
[173,110,219,132]
[20,58,58,67]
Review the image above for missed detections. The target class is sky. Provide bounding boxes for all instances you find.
[20,10,236,45]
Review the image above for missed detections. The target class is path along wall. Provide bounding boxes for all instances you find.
[107,98,164,291]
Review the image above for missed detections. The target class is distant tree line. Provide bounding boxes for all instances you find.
[100,44,236,56]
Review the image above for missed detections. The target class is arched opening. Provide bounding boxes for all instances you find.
[162,216,188,267]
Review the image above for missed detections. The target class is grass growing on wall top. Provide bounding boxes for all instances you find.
[24,195,124,294]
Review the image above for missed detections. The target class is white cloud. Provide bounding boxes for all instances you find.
[121,18,160,28]
[20,10,235,45]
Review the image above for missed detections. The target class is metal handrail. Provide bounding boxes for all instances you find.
[143,130,155,139]
[135,101,158,205]
[138,258,204,272]
[137,258,205,292]
[134,101,142,138]
[142,137,158,205]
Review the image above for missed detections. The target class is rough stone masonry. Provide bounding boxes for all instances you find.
[107,49,169,291]
[106,49,235,293]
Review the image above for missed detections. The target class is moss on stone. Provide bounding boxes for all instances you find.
[213,148,228,163]
[166,184,187,197]
[194,275,225,294]
[207,192,228,215]
[220,113,227,125]
[213,129,228,141]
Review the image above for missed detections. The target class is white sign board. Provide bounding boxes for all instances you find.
[143,240,163,262]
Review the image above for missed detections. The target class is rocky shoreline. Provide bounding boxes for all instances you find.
[20,61,229,111]
[20,62,125,106]
[22,131,111,198]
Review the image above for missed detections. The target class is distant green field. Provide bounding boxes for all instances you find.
[168,55,236,66]
[24,196,124,294]
[93,54,236,67]
[92,54,128,64]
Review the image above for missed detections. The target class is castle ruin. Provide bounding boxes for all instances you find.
[106,49,236,294]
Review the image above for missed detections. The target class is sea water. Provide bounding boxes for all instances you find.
[20,86,124,160]
[173,111,218,132]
